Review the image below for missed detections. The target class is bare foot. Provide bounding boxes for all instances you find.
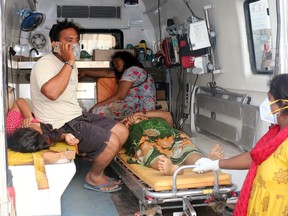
[157,155,183,175]
[208,144,224,160]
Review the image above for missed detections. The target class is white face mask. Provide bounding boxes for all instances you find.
[72,43,81,60]
[259,98,278,124]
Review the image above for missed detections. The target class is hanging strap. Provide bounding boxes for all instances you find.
[33,153,49,190]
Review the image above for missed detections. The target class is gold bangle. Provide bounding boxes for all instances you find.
[65,61,74,69]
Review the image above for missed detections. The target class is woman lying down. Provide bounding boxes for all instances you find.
[6,98,78,163]
[122,110,224,175]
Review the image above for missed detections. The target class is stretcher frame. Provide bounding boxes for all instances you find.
[110,155,237,215]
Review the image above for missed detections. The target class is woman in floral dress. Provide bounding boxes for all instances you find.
[89,51,156,120]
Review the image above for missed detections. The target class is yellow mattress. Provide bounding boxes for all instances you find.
[7,142,76,166]
[118,151,231,192]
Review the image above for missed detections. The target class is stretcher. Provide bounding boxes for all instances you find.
[110,149,237,215]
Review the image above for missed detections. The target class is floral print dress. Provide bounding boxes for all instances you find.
[123,118,202,167]
[93,66,156,120]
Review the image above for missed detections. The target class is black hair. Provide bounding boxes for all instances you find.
[7,128,49,153]
[269,74,288,115]
[49,19,80,42]
[112,51,143,80]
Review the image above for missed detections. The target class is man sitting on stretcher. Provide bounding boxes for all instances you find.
[122,110,224,175]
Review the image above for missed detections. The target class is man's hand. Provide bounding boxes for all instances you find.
[192,157,219,173]
[60,43,75,64]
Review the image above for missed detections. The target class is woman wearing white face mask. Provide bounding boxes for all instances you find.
[259,97,288,125]
[191,74,288,216]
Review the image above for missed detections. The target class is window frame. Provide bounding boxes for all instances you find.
[244,0,273,74]
[78,28,124,52]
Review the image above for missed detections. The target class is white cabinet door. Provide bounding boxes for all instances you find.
[77,83,96,112]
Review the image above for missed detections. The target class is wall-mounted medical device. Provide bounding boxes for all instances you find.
[177,34,208,68]
[188,20,211,51]
[162,36,180,67]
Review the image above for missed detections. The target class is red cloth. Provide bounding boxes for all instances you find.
[234,124,288,215]
[7,186,16,212]
[6,110,39,135]
[6,110,24,135]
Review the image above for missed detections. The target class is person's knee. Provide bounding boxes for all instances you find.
[111,122,129,144]
[120,124,129,143]
[107,133,122,153]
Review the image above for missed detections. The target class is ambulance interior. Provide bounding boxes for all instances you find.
[1,0,285,215]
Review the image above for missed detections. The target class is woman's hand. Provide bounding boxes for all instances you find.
[132,112,146,117]
[21,117,34,128]
[65,133,79,146]
[122,112,149,128]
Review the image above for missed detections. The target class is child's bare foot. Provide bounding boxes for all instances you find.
[208,144,224,160]
[157,155,183,175]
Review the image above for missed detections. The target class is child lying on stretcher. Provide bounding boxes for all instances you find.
[121,110,224,175]
[6,98,78,162]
